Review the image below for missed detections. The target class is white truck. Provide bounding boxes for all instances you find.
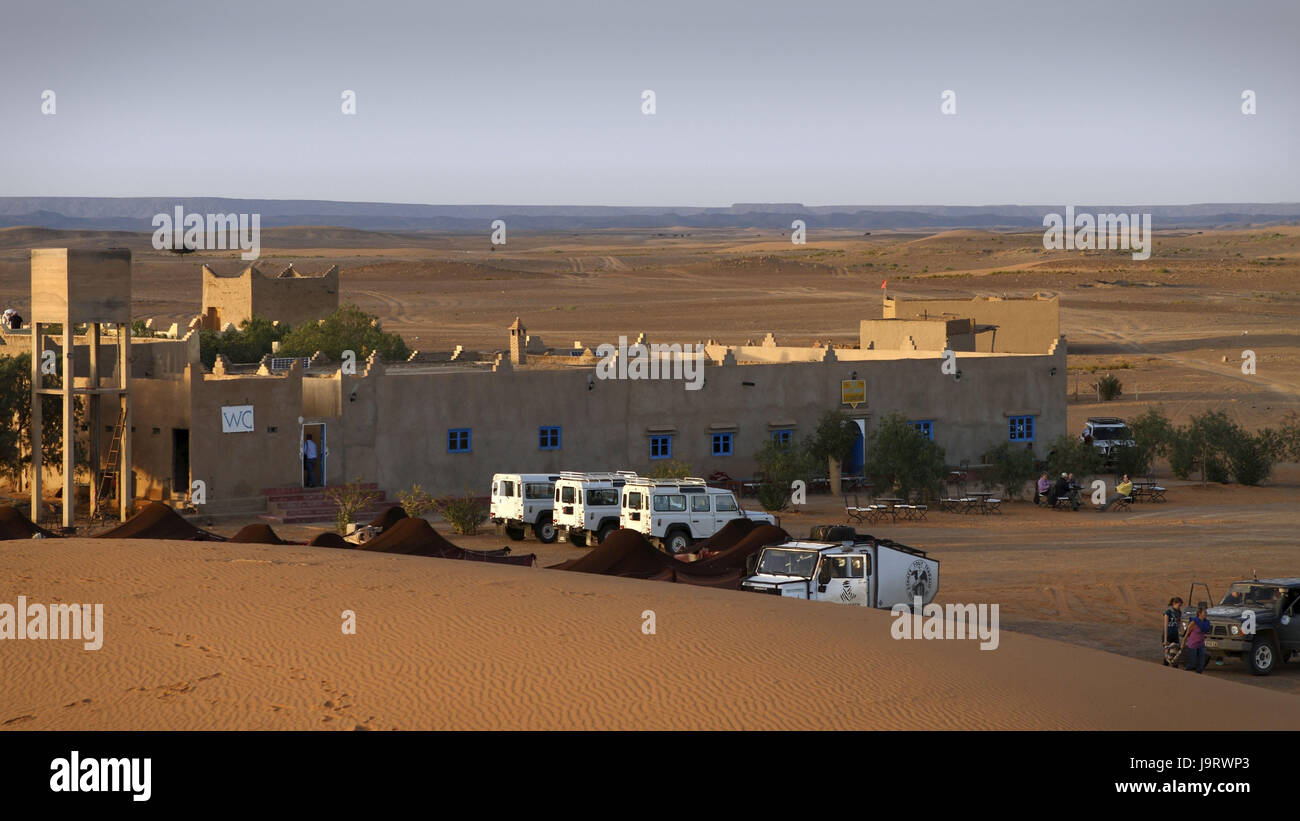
[490,473,560,543]
[553,470,638,547]
[740,526,940,609]
[619,477,776,554]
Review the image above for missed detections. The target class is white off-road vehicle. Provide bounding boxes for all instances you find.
[740,526,940,609]
[619,477,776,554]
[554,470,638,547]
[490,473,560,542]
[1080,417,1135,457]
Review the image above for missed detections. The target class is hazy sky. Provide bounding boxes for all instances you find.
[1,0,1296,205]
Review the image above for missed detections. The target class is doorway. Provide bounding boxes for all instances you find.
[172,429,190,498]
[301,423,326,488]
[844,418,867,477]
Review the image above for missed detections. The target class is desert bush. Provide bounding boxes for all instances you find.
[753,436,817,512]
[1169,411,1240,484]
[433,490,488,535]
[397,483,438,518]
[646,458,693,479]
[279,304,408,362]
[865,413,946,501]
[1227,431,1275,486]
[327,477,380,534]
[983,441,1037,500]
[199,316,287,368]
[1093,373,1123,401]
[1044,433,1105,482]
[1112,407,1176,478]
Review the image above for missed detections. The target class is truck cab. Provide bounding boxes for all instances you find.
[1191,578,1300,676]
[553,470,638,547]
[489,473,560,542]
[740,529,940,610]
[619,477,776,554]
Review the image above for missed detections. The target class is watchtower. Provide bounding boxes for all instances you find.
[30,248,133,526]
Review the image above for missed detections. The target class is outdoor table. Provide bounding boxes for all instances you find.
[875,498,903,522]
[968,491,994,513]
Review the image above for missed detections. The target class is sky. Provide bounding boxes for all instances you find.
[0,0,1296,206]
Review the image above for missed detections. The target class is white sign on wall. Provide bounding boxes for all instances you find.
[221,405,255,433]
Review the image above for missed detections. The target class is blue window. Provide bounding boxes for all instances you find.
[650,435,672,459]
[909,420,934,440]
[1008,416,1035,442]
[448,428,472,452]
[771,429,792,446]
[539,426,561,450]
[712,432,733,456]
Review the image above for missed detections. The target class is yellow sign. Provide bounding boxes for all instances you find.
[841,379,866,408]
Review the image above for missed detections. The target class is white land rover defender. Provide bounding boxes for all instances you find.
[490,473,560,542]
[553,470,638,547]
[618,477,776,554]
[740,526,940,610]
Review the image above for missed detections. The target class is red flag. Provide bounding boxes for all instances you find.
[880,279,887,289]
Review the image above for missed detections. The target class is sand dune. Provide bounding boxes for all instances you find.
[2,538,1297,731]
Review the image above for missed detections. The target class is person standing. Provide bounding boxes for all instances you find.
[1162,596,1183,665]
[302,435,319,487]
[1182,605,1212,673]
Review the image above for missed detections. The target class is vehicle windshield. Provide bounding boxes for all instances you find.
[756,548,820,579]
[1220,583,1283,608]
[1093,426,1131,440]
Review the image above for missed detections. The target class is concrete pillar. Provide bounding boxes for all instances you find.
[62,321,74,530]
[89,322,101,516]
[119,324,131,522]
[29,322,41,523]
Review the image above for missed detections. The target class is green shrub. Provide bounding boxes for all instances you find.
[1093,373,1122,401]
[1228,432,1274,486]
[983,441,1037,500]
[865,413,946,501]
[1044,433,1105,482]
[397,483,438,518]
[279,304,408,362]
[434,490,488,535]
[753,436,817,512]
[327,477,380,534]
[646,458,693,479]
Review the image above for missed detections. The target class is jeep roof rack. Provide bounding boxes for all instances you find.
[1086,417,1125,424]
[786,531,929,559]
[558,470,638,482]
[625,476,708,488]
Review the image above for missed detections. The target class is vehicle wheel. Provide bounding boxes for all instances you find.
[1248,635,1279,676]
[596,524,616,544]
[534,517,557,544]
[568,529,586,548]
[665,529,692,555]
[505,525,526,541]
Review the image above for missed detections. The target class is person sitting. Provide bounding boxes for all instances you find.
[1034,473,1051,505]
[1100,474,1133,511]
[1050,473,1070,506]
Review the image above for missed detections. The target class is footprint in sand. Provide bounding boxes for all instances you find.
[3,715,36,725]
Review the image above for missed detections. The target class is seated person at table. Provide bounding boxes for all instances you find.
[1099,474,1133,511]
[1048,473,1070,505]
[1034,473,1051,505]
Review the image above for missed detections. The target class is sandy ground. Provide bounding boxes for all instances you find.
[1,225,1298,728]
[3,536,1300,731]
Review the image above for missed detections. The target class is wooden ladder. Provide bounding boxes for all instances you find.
[96,405,127,509]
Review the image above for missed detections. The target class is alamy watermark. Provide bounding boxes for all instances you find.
[891,597,999,650]
[595,335,705,391]
[1043,206,1151,260]
[151,206,261,260]
[0,596,103,650]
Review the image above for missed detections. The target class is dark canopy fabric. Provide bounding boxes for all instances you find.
[355,517,534,566]
[308,532,354,549]
[368,505,408,532]
[94,502,226,541]
[0,506,56,540]
[229,523,298,545]
[550,522,789,586]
